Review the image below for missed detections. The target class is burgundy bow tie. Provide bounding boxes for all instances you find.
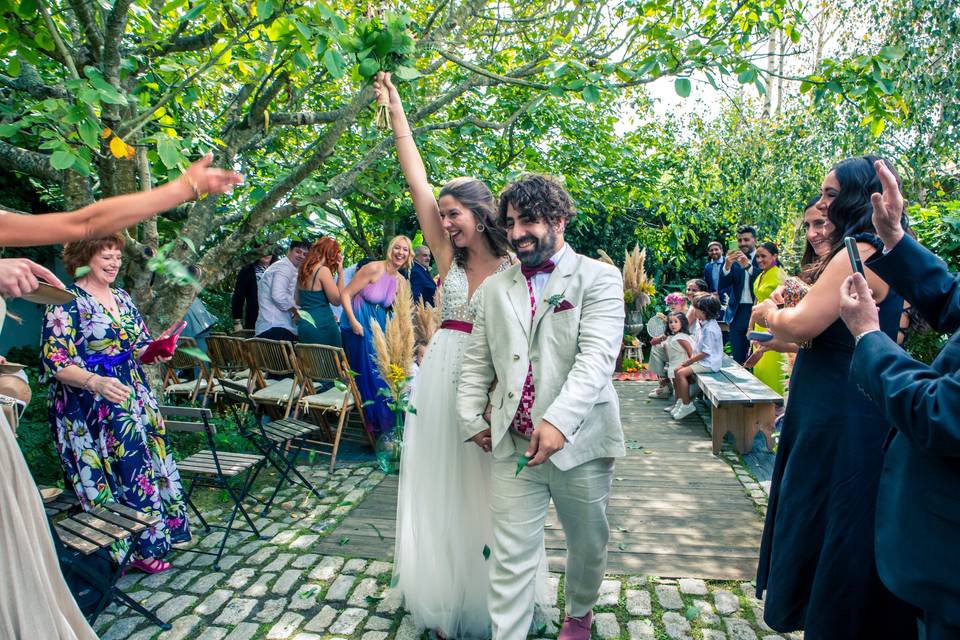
[521,260,556,279]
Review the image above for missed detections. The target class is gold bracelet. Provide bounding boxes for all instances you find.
[82,372,96,390]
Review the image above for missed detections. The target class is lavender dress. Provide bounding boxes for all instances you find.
[340,273,398,435]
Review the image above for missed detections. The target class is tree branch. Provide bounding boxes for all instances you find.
[270,110,344,126]
[437,49,552,90]
[0,65,68,99]
[66,0,104,59]
[0,141,62,182]
[139,24,226,56]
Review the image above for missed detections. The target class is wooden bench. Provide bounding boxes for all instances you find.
[696,355,781,455]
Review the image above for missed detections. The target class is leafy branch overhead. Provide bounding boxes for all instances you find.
[0,0,930,330]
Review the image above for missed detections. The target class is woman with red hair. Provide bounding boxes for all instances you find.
[297,236,344,346]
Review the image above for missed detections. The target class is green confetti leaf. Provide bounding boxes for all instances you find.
[389,574,400,588]
[74,266,91,278]
[482,544,491,561]
[365,595,384,605]
[515,454,530,477]
[366,522,385,541]
[298,586,318,598]
[298,309,317,327]
[675,77,692,98]
[684,605,699,621]
[338,536,350,546]
[618,542,626,550]
[178,346,211,363]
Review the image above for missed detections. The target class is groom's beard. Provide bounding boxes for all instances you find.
[512,228,558,266]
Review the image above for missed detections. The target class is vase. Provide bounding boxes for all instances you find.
[374,413,404,474]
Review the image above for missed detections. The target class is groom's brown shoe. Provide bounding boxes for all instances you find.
[558,611,592,640]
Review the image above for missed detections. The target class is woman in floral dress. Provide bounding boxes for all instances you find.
[41,234,190,573]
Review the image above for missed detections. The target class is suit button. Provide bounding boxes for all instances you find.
[508,392,515,399]
[513,354,520,360]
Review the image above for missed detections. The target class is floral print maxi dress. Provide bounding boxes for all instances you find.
[41,284,191,561]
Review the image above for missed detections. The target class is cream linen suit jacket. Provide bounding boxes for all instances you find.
[458,247,626,470]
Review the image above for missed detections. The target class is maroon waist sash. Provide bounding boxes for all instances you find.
[440,319,474,334]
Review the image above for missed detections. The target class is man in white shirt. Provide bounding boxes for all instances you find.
[717,225,759,364]
[254,240,310,341]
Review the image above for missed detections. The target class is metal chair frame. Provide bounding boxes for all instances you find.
[216,378,325,515]
[161,405,265,569]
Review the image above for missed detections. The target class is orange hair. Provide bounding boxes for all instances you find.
[298,237,342,287]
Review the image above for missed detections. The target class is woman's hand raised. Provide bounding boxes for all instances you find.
[180,154,243,199]
[374,71,402,110]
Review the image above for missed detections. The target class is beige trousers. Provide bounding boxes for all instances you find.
[488,433,614,640]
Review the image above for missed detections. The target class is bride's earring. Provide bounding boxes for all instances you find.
[476,223,486,232]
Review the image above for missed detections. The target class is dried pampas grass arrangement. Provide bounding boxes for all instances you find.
[370,276,415,397]
[596,249,616,267]
[622,244,655,309]
[413,284,442,346]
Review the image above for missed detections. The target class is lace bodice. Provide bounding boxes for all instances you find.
[440,259,512,324]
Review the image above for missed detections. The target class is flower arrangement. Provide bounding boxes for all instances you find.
[370,278,415,473]
[620,357,642,373]
[622,244,655,311]
[664,292,686,306]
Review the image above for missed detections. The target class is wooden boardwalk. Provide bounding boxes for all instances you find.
[315,382,764,579]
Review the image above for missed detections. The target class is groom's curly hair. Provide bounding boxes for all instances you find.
[498,174,576,227]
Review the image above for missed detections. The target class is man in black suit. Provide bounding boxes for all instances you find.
[717,225,759,363]
[231,247,275,331]
[839,160,960,640]
[410,244,437,305]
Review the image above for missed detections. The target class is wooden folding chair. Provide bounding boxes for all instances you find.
[244,337,302,419]
[51,502,169,630]
[161,337,212,403]
[294,343,373,471]
[216,378,325,515]
[232,328,255,339]
[202,334,251,404]
[161,405,265,569]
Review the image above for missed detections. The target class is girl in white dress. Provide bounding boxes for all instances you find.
[377,73,546,638]
[662,312,695,414]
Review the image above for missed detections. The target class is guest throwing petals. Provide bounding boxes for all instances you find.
[41,234,191,574]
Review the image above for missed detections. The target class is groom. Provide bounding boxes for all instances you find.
[457,174,626,640]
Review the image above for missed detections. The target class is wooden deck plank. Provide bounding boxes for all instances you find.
[315,382,764,579]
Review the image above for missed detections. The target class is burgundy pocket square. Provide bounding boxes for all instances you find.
[553,300,575,313]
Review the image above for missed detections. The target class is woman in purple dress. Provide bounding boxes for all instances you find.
[339,235,411,435]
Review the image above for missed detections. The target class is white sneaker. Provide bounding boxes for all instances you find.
[664,400,681,413]
[648,385,671,399]
[672,402,697,420]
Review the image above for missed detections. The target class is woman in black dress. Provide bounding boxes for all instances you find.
[750,156,918,639]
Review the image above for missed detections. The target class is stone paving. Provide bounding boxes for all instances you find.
[95,454,801,640]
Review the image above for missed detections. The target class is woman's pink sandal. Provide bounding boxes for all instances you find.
[130,557,172,574]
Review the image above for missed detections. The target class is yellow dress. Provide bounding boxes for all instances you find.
[752,266,788,395]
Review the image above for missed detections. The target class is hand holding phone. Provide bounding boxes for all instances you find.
[747,330,774,342]
[844,236,864,276]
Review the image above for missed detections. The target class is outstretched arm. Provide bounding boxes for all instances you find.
[0,154,241,247]
[375,72,452,278]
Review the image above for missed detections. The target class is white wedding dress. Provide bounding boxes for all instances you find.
[395,260,547,637]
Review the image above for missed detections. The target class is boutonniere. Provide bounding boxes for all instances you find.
[545,292,575,313]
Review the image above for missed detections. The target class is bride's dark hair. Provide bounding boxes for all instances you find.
[438,177,511,267]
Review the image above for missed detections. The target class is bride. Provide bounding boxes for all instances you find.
[377,72,546,637]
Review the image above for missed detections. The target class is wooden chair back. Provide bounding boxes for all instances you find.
[244,338,299,390]
[207,335,248,377]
